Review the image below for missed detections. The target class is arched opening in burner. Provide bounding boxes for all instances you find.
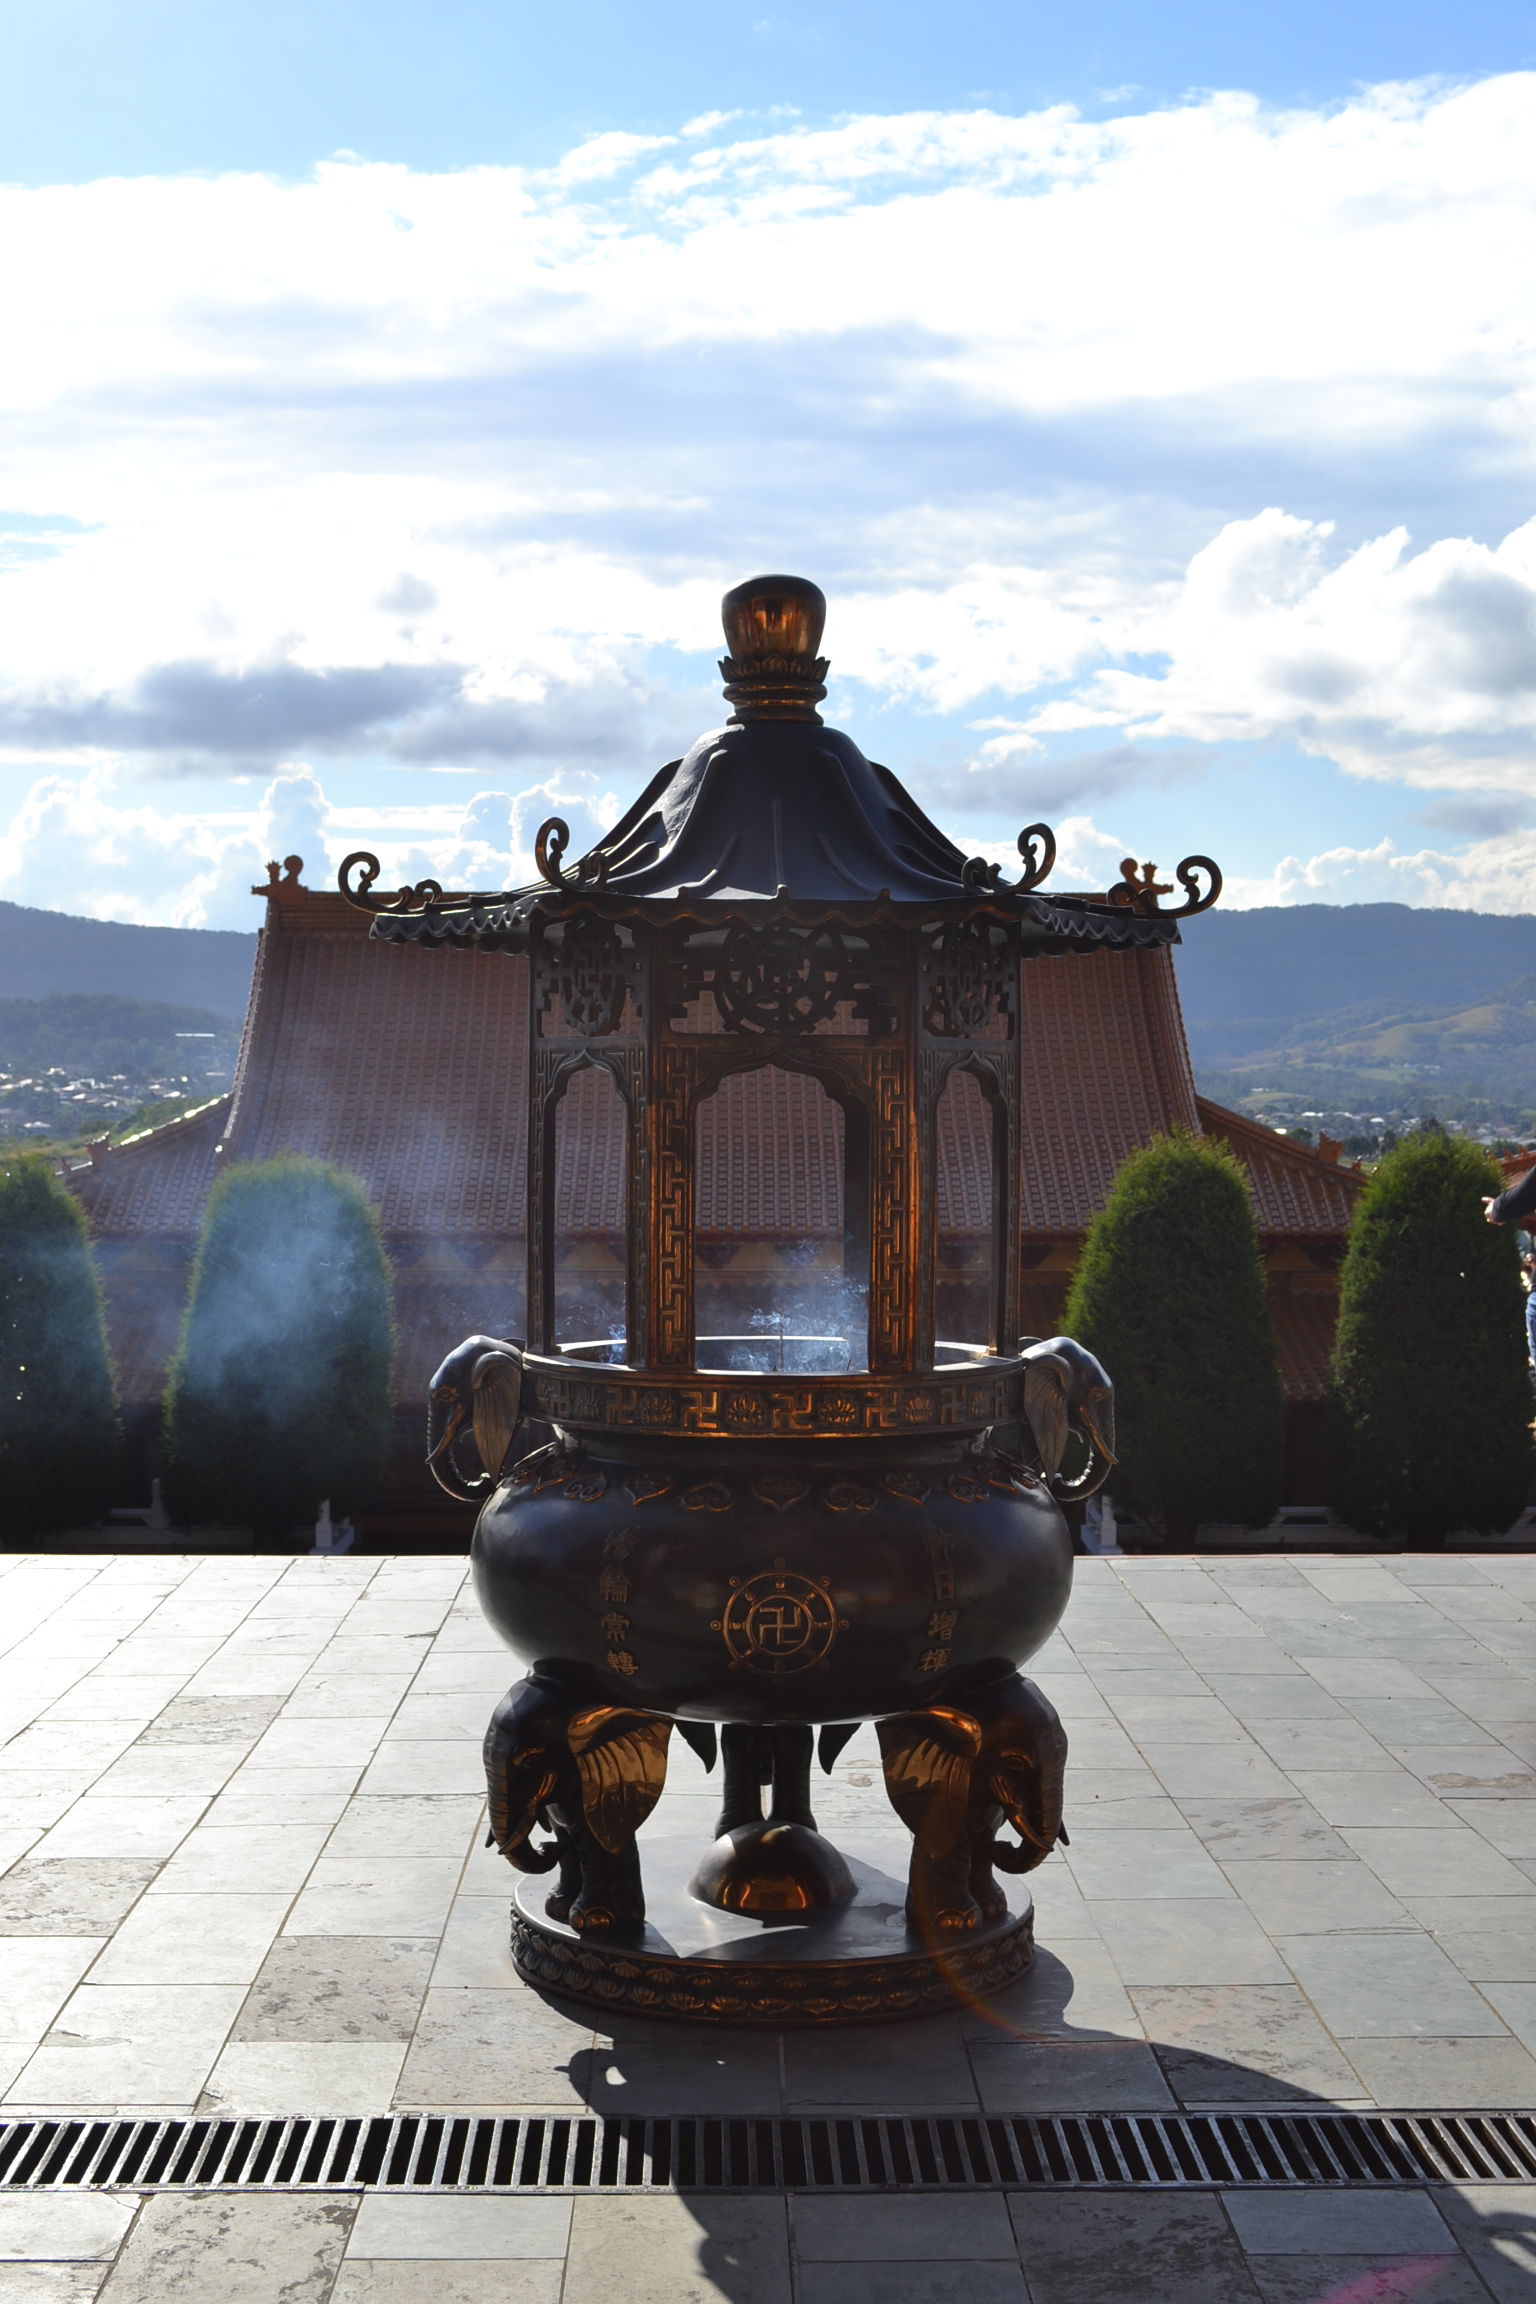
[934,1062,1006,1357]
[692,1061,870,1373]
[550,1058,628,1353]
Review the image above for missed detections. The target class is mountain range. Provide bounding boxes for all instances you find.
[9,895,1536,1130]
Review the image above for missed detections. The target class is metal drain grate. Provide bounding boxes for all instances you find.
[4,2111,1536,2193]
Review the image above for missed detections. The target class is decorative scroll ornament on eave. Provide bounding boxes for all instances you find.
[1106,854,1223,920]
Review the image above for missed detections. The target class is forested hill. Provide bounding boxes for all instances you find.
[1172,905,1536,1066]
[0,900,256,1018]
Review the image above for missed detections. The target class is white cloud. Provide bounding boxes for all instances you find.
[1037,509,1536,788]
[3,78,1536,911]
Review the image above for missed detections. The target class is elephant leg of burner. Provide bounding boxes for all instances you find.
[483,1674,672,1936]
[877,1675,1070,1936]
[715,1723,770,1837]
[767,1723,817,1828]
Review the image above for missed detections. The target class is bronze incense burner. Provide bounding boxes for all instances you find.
[343,574,1216,2021]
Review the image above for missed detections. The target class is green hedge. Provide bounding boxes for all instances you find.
[1331,1131,1532,1542]
[0,1155,117,1541]
[163,1156,393,1544]
[1065,1131,1284,1542]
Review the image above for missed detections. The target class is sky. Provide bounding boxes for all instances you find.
[2,1,1536,927]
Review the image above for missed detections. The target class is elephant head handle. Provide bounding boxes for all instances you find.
[427,1334,526,1501]
[1014,1335,1116,1502]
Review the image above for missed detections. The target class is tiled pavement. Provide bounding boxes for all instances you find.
[2,1547,1536,2297]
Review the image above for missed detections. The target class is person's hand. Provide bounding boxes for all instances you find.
[1484,1197,1502,1224]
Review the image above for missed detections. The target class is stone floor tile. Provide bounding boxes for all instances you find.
[1341,1826,1535,1900]
[332,2269,560,2304]
[1447,1802,1536,1857]
[0,2197,134,2263]
[582,2021,783,2116]
[282,1676,417,1719]
[1434,1923,1536,1982]
[409,1653,510,1695]
[0,1727,140,1776]
[1286,1768,1453,1828]
[1088,1899,1289,1985]
[562,2195,790,2304]
[133,1697,285,1751]
[795,2195,1016,2260]
[1222,1858,1412,1934]
[357,1743,488,1796]
[0,2265,111,2302]
[430,1899,519,1987]
[29,1799,209,1863]
[1222,2186,1456,2253]
[198,2038,407,2113]
[285,1857,461,1936]
[148,1823,331,1897]
[201,1787,357,1833]
[1248,1721,1397,1771]
[1296,1656,1434,1698]
[8,1979,245,2107]
[799,2267,1028,2304]
[1395,1748,1536,1797]
[243,1718,392,1769]
[90,1751,242,1798]
[0,1941,102,2037]
[179,1653,322,1699]
[42,1677,191,1721]
[1476,1980,1536,2050]
[0,1863,158,1938]
[969,2035,1174,2112]
[0,1781,98,1833]
[382,1693,498,1742]
[1394,1893,1536,1935]
[1137,1744,1297,1800]
[233,1934,435,2039]
[1278,1932,1510,2037]
[1244,2255,1492,2304]
[1200,1676,1352,1722]
[1434,2183,1536,2304]
[347,2196,571,2259]
[394,1985,595,2108]
[1339,2034,1536,2107]
[323,1795,482,1862]
[785,2017,980,2111]
[1176,1796,1349,1862]
[89,1894,289,1988]
[1063,1829,1235,1901]
[1006,2188,1259,2304]
[1135,1984,1367,2103]
[316,1639,439,1679]
[95,2194,353,2303]
[955,1944,1141,2043]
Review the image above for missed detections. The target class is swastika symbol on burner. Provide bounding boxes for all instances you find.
[718,1570,844,1675]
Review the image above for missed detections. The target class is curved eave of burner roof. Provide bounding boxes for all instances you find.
[365,882,1181,954]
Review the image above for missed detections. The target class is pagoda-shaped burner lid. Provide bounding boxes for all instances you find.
[343,572,1219,939]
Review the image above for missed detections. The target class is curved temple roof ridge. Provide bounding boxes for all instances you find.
[340,574,1220,945]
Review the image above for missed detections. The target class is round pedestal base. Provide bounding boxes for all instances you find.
[509,1855,1034,2025]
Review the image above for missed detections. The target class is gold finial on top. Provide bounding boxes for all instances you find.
[719,574,829,722]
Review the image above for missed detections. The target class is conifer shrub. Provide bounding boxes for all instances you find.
[163,1156,393,1544]
[1330,1130,1532,1542]
[1064,1131,1284,1543]
[0,1154,118,1541]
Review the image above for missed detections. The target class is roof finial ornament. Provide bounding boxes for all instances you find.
[719,574,829,723]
